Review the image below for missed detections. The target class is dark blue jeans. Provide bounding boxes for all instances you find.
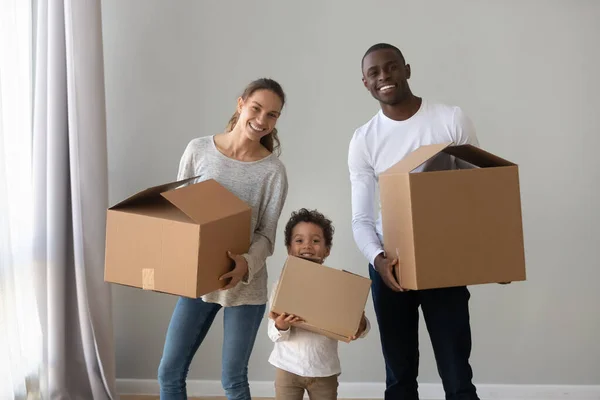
[369,265,479,400]
[157,297,265,400]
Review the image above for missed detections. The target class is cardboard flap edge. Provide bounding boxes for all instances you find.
[382,142,454,174]
[341,269,372,283]
[443,144,516,167]
[161,178,251,224]
[271,258,291,308]
[109,175,201,209]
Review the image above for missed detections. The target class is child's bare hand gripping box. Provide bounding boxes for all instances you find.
[271,255,372,343]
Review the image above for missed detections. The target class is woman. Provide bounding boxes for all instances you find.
[158,78,289,400]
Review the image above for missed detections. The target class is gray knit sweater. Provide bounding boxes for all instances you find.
[176,135,288,307]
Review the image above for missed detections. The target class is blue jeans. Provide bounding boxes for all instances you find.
[157,297,266,400]
[369,265,479,400]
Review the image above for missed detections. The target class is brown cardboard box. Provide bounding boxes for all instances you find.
[379,142,526,290]
[104,176,252,298]
[270,256,372,342]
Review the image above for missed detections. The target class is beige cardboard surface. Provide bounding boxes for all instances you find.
[104,177,251,297]
[380,143,526,290]
[271,256,371,342]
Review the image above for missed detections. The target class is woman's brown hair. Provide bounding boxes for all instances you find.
[225,78,286,156]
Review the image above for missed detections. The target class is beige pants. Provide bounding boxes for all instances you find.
[275,368,339,400]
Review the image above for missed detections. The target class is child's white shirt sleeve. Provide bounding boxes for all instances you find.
[268,318,291,342]
[267,281,292,342]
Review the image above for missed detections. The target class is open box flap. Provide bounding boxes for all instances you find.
[382,142,453,174]
[161,179,251,225]
[443,145,516,168]
[109,175,200,209]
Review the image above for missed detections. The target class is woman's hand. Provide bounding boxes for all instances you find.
[219,251,249,290]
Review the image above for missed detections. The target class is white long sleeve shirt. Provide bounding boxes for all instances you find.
[348,99,479,266]
[267,282,371,378]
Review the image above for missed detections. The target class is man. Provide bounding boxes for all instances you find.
[348,43,480,400]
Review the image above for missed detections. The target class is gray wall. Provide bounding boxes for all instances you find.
[101,0,600,385]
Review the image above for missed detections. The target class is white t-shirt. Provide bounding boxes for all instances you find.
[348,99,480,266]
[267,282,370,378]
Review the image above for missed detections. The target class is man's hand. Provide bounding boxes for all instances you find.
[220,251,249,290]
[374,253,406,292]
[269,311,303,331]
[351,312,367,340]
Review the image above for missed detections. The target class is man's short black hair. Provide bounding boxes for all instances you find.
[361,43,405,69]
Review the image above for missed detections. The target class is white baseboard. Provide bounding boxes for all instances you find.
[116,379,600,399]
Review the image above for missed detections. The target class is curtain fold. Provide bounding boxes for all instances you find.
[32,0,116,398]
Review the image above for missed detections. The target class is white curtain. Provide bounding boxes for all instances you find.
[0,1,43,398]
[1,0,117,398]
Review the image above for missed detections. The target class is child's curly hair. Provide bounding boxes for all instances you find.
[284,208,334,248]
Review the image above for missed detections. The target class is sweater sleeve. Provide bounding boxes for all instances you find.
[241,165,289,284]
[176,140,197,181]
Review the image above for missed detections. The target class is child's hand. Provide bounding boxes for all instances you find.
[269,311,303,331]
[351,313,367,340]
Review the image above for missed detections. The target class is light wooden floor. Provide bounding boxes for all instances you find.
[120,397,274,400]
[121,397,252,400]
[120,396,371,400]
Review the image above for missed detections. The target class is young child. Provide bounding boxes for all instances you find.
[268,208,370,400]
